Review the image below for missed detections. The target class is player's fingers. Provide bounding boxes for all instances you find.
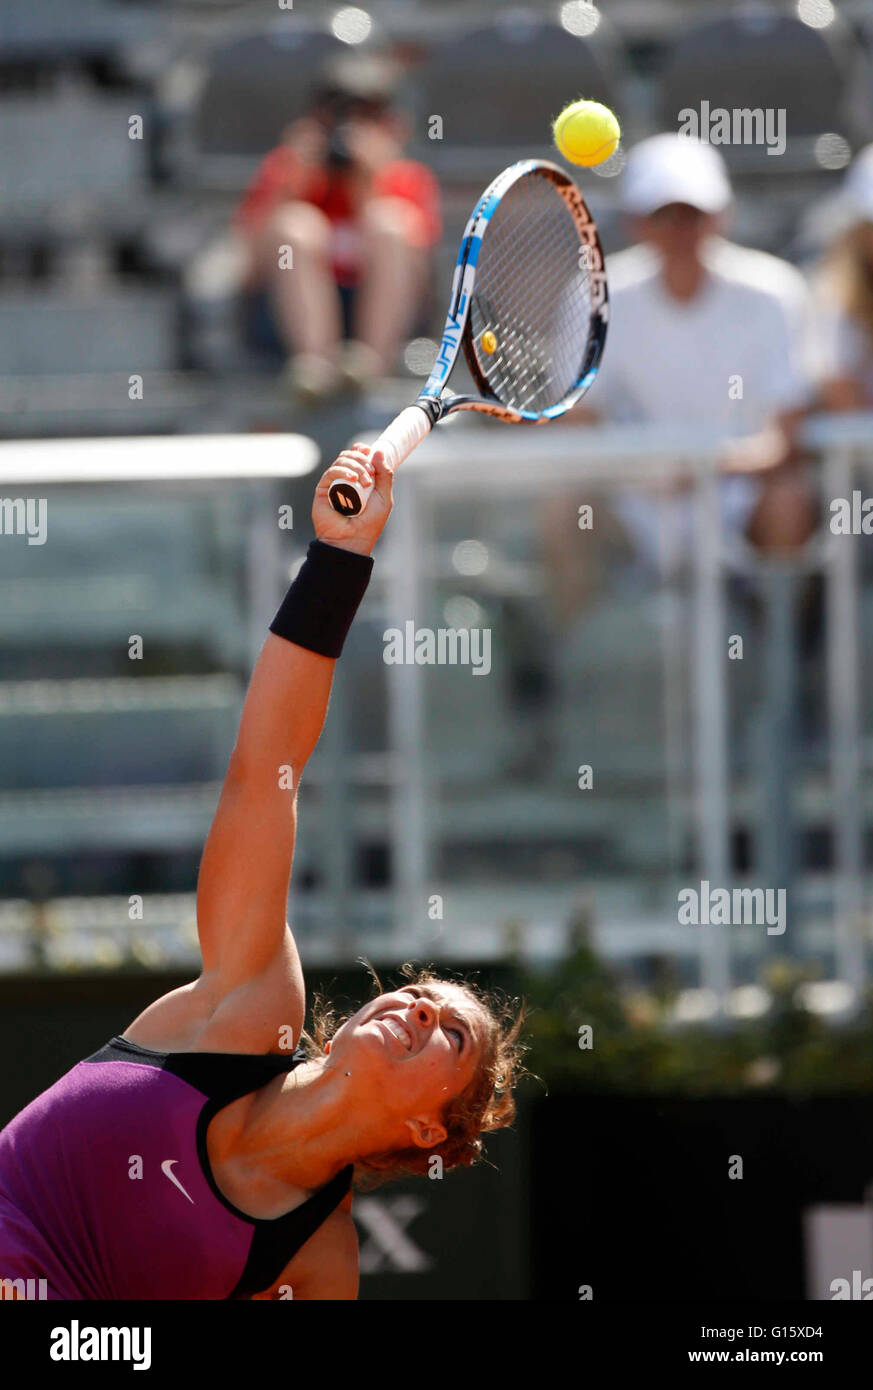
[335,448,376,476]
[336,458,375,488]
[335,443,374,469]
[315,462,371,494]
[370,449,394,505]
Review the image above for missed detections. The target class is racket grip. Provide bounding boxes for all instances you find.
[327,405,434,517]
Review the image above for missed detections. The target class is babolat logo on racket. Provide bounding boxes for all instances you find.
[587,267,608,315]
[568,186,609,316]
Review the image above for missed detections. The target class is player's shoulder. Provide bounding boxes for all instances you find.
[705,238,809,307]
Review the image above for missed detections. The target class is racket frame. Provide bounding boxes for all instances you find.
[418,157,609,426]
[326,158,608,515]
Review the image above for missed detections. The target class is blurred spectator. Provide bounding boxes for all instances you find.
[561,133,816,576]
[234,55,441,408]
[814,143,873,411]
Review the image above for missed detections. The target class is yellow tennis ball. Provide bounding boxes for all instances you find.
[553,100,620,167]
[481,330,498,354]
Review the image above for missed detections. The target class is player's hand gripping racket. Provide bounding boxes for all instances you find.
[328,158,609,517]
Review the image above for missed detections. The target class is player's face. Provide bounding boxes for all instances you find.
[325,983,484,1128]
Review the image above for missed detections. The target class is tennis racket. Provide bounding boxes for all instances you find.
[327,157,608,516]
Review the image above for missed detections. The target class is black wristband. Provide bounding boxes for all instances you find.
[269,539,374,658]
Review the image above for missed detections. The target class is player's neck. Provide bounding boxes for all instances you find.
[226,1059,394,1191]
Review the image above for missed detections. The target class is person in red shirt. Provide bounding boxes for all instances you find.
[235,59,441,405]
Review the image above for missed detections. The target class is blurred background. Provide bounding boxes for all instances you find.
[2,0,873,1299]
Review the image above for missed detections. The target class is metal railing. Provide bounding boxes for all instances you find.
[371,414,873,1006]
[0,418,870,1006]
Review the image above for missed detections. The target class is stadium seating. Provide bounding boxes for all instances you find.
[0,290,179,375]
[181,24,349,187]
[0,0,159,65]
[0,489,248,666]
[0,93,148,235]
[407,13,626,178]
[0,677,242,790]
[657,9,869,174]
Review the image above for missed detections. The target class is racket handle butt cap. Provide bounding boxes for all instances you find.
[327,473,373,519]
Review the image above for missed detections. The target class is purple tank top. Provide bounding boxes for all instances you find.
[0,1036,353,1300]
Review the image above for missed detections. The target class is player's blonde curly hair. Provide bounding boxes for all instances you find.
[300,961,529,1190]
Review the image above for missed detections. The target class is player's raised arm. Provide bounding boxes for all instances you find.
[195,443,394,992]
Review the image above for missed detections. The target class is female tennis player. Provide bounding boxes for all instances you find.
[0,444,524,1300]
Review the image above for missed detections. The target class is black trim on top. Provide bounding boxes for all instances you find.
[86,1034,310,1095]
[84,1034,355,1298]
[226,1159,354,1299]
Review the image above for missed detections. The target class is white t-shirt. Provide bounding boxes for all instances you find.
[588,237,812,433]
[585,238,813,560]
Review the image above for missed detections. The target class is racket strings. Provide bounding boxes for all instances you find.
[469,173,594,413]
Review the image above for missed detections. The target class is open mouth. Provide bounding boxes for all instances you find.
[377,1014,414,1051]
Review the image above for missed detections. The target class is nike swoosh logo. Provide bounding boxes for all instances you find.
[161,1159,195,1204]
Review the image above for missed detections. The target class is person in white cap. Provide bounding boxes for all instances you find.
[815,143,873,410]
[576,132,815,565]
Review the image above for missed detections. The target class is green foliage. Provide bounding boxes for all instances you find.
[517,946,873,1095]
